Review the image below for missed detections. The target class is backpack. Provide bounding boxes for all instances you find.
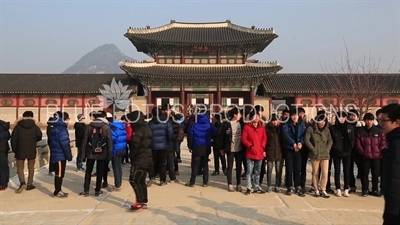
[88,127,106,154]
[176,126,185,142]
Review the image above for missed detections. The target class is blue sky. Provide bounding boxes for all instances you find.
[1,0,399,73]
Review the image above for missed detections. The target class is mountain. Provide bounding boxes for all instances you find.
[62,44,136,74]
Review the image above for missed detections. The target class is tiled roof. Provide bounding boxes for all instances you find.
[121,62,283,78]
[263,74,400,94]
[125,20,277,46]
[0,74,136,94]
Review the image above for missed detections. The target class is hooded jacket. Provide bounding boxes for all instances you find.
[11,118,42,160]
[74,122,86,148]
[148,114,173,150]
[281,119,306,151]
[242,121,267,160]
[110,121,127,156]
[329,121,355,157]
[355,126,386,159]
[187,114,217,156]
[48,118,72,163]
[305,121,333,160]
[129,113,153,169]
[265,123,282,161]
[0,120,11,153]
[81,118,113,161]
[381,127,400,216]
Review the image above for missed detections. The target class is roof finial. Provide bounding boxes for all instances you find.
[170,19,175,24]
[146,25,150,29]
[251,25,255,29]
[226,19,231,23]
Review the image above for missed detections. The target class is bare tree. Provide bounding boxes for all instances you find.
[319,40,399,118]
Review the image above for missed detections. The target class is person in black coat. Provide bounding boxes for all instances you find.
[379,104,400,225]
[127,110,153,210]
[11,111,42,193]
[74,114,86,171]
[0,119,11,190]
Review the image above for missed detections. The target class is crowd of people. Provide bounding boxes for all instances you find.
[0,103,399,224]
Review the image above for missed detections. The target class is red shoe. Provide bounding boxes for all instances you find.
[175,171,180,175]
[0,186,6,191]
[131,202,148,211]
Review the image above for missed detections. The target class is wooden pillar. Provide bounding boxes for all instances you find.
[16,94,20,120]
[180,84,186,115]
[38,94,42,122]
[250,87,255,106]
[60,94,64,112]
[82,94,85,114]
[147,87,152,115]
[216,80,222,113]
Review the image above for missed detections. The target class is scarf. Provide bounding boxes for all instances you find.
[339,122,351,151]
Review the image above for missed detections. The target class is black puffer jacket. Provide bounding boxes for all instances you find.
[148,114,173,150]
[130,118,153,169]
[329,122,355,157]
[74,122,86,148]
[11,118,42,160]
[0,120,11,153]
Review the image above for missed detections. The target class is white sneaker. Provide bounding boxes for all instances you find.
[343,189,350,197]
[314,190,320,197]
[336,189,342,197]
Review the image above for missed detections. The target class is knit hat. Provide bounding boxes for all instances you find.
[363,113,375,121]
[77,114,85,121]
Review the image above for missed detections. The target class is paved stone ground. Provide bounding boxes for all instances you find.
[0,142,384,225]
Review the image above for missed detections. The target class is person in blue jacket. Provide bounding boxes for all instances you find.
[48,111,72,198]
[110,119,127,191]
[281,108,306,197]
[185,109,217,187]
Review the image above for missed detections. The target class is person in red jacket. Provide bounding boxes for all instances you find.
[121,115,133,164]
[241,110,267,195]
[355,113,386,197]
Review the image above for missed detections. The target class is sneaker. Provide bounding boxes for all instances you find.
[0,186,7,191]
[202,183,209,187]
[16,185,24,194]
[130,202,148,211]
[286,189,293,196]
[343,189,350,197]
[296,189,305,197]
[314,189,320,197]
[48,172,55,176]
[327,188,335,194]
[254,188,266,194]
[77,168,85,172]
[245,189,251,195]
[223,170,227,176]
[146,178,155,187]
[159,181,168,186]
[235,185,242,192]
[177,159,182,163]
[228,185,235,192]
[349,187,356,193]
[101,183,108,188]
[91,173,97,177]
[185,182,194,187]
[211,171,219,176]
[372,190,382,197]
[95,190,104,197]
[26,184,36,191]
[267,186,272,193]
[309,187,316,193]
[274,187,281,193]
[109,186,122,192]
[54,191,68,198]
[320,190,330,198]
[169,179,180,184]
[336,189,342,197]
[362,190,369,197]
[79,191,89,197]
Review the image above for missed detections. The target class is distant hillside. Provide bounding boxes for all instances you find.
[62,44,136,74]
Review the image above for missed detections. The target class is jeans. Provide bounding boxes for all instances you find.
[166,151,176,180]
[149,150,167,182]
[361,158,380,191]
[84,159,105,192]
[333,156,351,190]
[76,147,83,169]
[54,160,66,195]
[213,147,227,173]
[190,156,209,184]
[246,159,262,190]
[129,165,148,204]
[112,156,123,188]
[311,159,329,191]
[16,159,35,185]
[300,148,309,188]
[175,141,182,160]
[226,151,243,185]
[0,152,9,187]
[267,160,283,187]
[285,150,302,189]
